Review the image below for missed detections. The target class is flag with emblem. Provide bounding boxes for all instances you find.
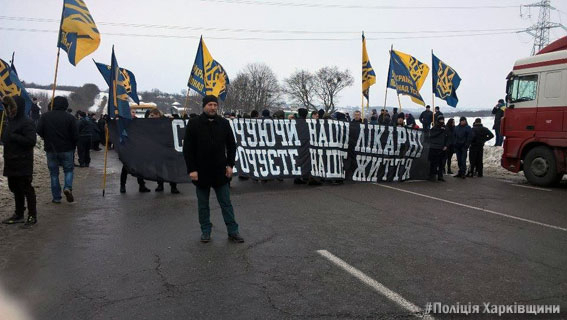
[0,59,32,115]
[386,50,425,105]
[106,47,132,142]
[57,0,101,66]
[187,36,230,100]
[432,52,461,108]
[389,50,429,105]
[361,32,376,101]
[94,60,140,104]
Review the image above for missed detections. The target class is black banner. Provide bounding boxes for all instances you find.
[110,118,430,184]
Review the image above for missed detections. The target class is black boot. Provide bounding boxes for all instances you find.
[139,185,151,193]
[120,185,126,193]
[2,213,25,225]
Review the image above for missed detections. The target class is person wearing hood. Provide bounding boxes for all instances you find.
[183,95,243,243]
[427,115,448,182]
[468,118,494,177]
[1,96,38,227]
[37,96,78,204]
[453,117,473,178]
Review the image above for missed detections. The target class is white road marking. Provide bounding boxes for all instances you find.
[316,250,434,319]
[374,183,567,233]
[511,184,552,192]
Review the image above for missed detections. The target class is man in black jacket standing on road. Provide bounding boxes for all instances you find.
[428,115,448,182]
[37,96,78,203]
[468,118,494,177]
[183,95,244,243]
[1,96,38,227]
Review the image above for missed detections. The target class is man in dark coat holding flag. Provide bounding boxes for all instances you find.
[1,96,38,227]
[183,95,243,243]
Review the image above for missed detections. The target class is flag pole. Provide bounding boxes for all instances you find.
[361,94,365,119]
[431,50,436,127]
[0,107,5,141]
[49,47,61,110]
[397,94,402,113]
[102,124,109,197]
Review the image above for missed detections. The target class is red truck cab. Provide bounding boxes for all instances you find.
[502,37,567,186]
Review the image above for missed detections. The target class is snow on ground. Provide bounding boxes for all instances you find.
[88,92,108,113]
[26,88,73,98]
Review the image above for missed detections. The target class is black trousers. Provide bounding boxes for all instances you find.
[469,146,484,176]
[446,145,455,172]
[8,176,37,217]
[77,136,91,166]
[120,165,145,187]
[428,148,445,179]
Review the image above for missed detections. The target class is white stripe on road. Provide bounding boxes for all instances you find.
[374,183,567,232]
[316,250,434,319]
[511,184,553,192]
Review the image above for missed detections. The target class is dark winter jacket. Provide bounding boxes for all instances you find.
[183,113,236,188]
[454,124,473,147]
[428,125,448,150]
[471,124,495,147]
[30,103,41,120]
[492,103,505,130]
[446,125,456,146]
[419,110,433,129]
[2,96,36,177]
[434,111,444,123]
[37,99,79,153]
[78,117,94,137]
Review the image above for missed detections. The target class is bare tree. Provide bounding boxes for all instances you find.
[224,63,281,114]
[284,70,318,111]
[314,66,353,114]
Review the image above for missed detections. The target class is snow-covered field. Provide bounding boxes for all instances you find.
[88,92,108,113]
[26,88,73,98]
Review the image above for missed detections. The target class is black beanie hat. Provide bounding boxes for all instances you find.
[202,95,218,108]
[459,116,467,122]
[297,108,308,119]
[53,96,69,111]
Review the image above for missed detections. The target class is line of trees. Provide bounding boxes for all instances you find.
[224,63,353,115]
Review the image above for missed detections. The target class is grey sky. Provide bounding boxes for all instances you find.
[2,0,567,110]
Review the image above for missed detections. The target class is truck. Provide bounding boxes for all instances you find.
[501,37,567,186]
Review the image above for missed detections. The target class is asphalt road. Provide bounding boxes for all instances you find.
[0,150,566,319]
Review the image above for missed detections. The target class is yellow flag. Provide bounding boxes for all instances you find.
[57,0,101,66]
[362,33,376,100]
[393,50,429,105]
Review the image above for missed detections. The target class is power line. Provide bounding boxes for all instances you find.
[0,15,525,36]
[0,27,522,41]
[520,0,567,55]
[194,0,519,10]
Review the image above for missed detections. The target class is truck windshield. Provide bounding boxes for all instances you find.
[509,75,538,103]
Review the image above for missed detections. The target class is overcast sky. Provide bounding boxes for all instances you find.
[2,0,567,111]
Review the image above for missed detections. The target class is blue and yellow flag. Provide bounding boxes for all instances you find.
[362,32,376,101]
[432,53,461,108]
[0,59,32,116]
[188,36,229,100]
[387,51,425,105]
[94,60,140,104]
[107,47,132,142]
[57,0,101,66]
[389,50,429,106]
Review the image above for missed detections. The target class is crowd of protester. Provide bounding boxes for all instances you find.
[1,94,505,228]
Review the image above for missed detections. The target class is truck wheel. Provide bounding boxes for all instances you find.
[523,146,562,187]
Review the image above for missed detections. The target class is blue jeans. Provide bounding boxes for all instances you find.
[455,145,468,176]
[196,183,239,235]
[46,152,74,201]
